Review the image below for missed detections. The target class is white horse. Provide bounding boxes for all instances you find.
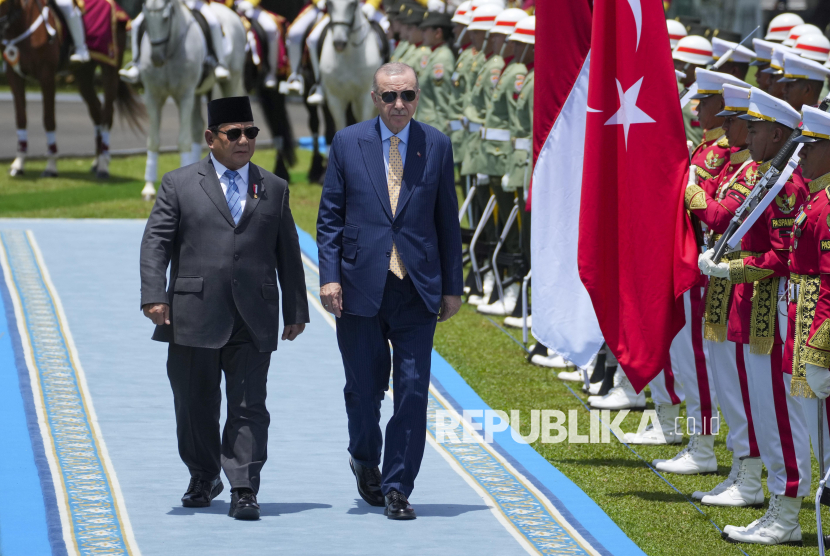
[139,0,246,200]
[318,0,385,131]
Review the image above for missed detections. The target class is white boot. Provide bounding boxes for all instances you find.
[119,62,141,84]
[9,151,25,176]
[504,314,531,329]
[280,73,305,95]
[477,283,519,316]
[63,6,90,63]
[590,374,646,410]
[557,369,583,382]
[654,434,717,474]
[623,403,682,445]
[701,457,763,507]
[725,494,802,545]
[586,381,602,395]
[208,20,230,81]
[692,452,740,500]
[530,353,569,368]
[307,83,325,105]
[468,271,495,305]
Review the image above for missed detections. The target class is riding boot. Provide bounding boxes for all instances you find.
[210,22,230,81]
[264,31,279,89]
[61,4,91,63]
[119,16,143,83]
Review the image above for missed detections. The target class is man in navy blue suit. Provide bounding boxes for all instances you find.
[317,62,463,520]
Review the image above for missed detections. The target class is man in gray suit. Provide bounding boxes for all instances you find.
[140,96,309,521]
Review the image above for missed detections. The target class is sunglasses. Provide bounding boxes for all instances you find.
[215,126,260,141]
[380,90,417,103]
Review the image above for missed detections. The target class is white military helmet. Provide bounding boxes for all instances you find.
[783,23,823,47]
[508,15,534,44]
[470,0,504,10]
[793,33,830,63]
[673,35,713,66]
[491,8,528,35]
[667,19,687,50]
[467,3,502,31]
[451,1,472,25]
[764,12,804,42]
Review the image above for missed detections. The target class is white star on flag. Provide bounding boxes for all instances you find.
[604,77,655,149]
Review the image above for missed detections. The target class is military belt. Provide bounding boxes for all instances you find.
[468,122,482,133]
[449,120,465,132]
[513,137,531,151]
[481,128,511,141]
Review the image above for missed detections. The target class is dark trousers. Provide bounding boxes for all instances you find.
[166,312,271,493]
[336,273,437,498]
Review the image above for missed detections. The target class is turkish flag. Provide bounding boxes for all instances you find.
[577,0,700,392]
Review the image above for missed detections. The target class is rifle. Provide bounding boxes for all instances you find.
[711,94,830,263]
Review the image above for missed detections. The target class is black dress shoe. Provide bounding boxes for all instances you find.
[349,457,385,507]
[229,488,260,520]
[384,490,416,520]
[181,476,223,508]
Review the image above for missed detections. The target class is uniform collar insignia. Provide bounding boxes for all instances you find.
[704,127,725,142]
[730,149,751,164]
[809,172,830,194]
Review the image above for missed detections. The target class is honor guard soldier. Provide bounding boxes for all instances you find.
[751,39,778,93]
[673,35,714,145]
[447,1,482,166]
[761,45,796,100]
[398,6,431,71]
[783,23,824,48]
[415,11,457,134]
[792,33,830,64]
[711,37,755,81]
[667,19,687,50]
[779,53,830,111]
[471,8,529,317]
[697,88,811,545]
[390,2,415,62]
[765,12,804,43]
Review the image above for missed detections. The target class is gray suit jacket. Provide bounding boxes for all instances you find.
[140,155,309,352]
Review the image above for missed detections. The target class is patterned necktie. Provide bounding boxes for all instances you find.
[388,136,407,279]
[224,169,242,225]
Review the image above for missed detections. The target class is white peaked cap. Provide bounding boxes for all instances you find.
[762,45,797,74]
[667,19,687,49]
[712,37,755,64]
[717,83,752,117]
[779,53,830,83]
[466,3,501,31]
[751,39,779,65]
[739,87,802,129]
[691,68,751,98]
[793,33,830,63]
[673,35,713,66]
[508,16,534,45]
[783,23,823,47]
[452,1,472,25]
[795,105,830,143]
[490,8,528,35]
[765,12,804,42]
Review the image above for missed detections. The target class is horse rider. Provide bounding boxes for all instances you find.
[120,0,231,84]
[236,0,282,88]
[55,0,91,63]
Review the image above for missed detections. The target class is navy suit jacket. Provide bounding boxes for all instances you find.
[317,118,464,317]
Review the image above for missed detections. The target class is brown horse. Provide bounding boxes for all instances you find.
[1,0,144,177]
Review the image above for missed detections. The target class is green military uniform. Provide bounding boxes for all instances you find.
[415,44,456,133]
[391,40,410,63]
[681,81,704,145]
[506,67,533,267]
[448,46,482,160]
[460,52,504,176]
[401,43,431,73]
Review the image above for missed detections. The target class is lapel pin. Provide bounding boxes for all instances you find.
[417,151,421,157]
[253,183,258,199]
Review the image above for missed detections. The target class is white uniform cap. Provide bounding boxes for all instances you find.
[783,23,823,47]
[793,33,830,63]
[751,39,779,65]
[717,83,752,117]
[508,15,534,45]
[672,35,713,66]
[466,4,502,31]
[762,45,796,74]
[470,0,504,8]
[490,8,528,35]
[426,0,446,13]
[711,37,755,64]
[667,20,687,50]
[778,53,830,83]
[795,105,830,143]
[738,87,802,129]
[765,12,804,42]
[691,68,750,98]
[451,1,472,25]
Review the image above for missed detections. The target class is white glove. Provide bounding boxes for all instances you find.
[501,174,509,187]
[476,173,490,185]
[687,140,694,158]
[807,364,830,399]
[698,249,729,278]
[360,2,376,20]
[236,0,253,14]
[688,165,699,186]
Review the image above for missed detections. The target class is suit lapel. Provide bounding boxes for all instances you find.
[395,121,426,220]
[199,156,236,227]
[237,163,262,226]
[360,120,393,221]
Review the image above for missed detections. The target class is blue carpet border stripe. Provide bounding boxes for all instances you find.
[0,254,66,556]
[293,226,644,556]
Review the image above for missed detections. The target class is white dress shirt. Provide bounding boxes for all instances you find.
[378,117,410,181]
[210,153,250,214]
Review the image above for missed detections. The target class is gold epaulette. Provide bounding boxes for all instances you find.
[730,149,750,164]
[717,136,730,148]
[685,184,707,210]
[704,127,725,142]
[807,172,830,194]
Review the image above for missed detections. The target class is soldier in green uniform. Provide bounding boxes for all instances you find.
[468,8,530,316]
[389,2,412,62]
[448,3,480,161]
[398,7,430,71]
[415,11,456,134]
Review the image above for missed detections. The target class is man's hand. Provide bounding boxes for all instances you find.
[320,282,343,318]
[807,363,830,399]
[143,303,170,325]
[698,249,730,278]
[282,323,306,341]
[438,295,462,323]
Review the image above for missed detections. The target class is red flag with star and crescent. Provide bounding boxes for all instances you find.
[577,0,700,392]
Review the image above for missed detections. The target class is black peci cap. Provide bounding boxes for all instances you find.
[207,96,254,128]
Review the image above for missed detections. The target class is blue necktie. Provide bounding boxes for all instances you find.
[224,169,242,225]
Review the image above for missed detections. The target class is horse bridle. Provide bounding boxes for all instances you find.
[144,0,192,61]
[328,1,368,47]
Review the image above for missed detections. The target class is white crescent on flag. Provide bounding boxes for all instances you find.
[627,0,642,50]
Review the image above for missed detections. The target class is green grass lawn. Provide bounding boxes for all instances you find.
[1,148,828,555]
